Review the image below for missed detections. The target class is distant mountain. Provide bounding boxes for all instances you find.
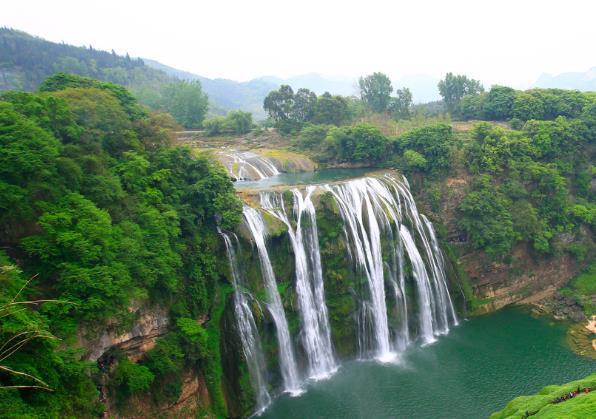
[533,67,596,91]
[256,73,358,96]
[145,60,443,117]
[143,59,276,118]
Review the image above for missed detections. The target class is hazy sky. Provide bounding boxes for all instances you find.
[3,0,595,87]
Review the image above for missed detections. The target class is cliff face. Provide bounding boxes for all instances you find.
[460,245,581,312]
[424,174,591,314]
[78,305,215,418]
[79,305,170,362]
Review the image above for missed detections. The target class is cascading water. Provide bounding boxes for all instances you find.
[223,151,280,180]
[227,172,458,412]
[221,231,271,412]
[391,180,458,334]
[242,206,302,394]
[325,178,395,361]
[326,175,458,354]
[260,187,337,379]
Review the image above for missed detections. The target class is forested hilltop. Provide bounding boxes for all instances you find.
[0,28,220,127]
[0,74,242,416]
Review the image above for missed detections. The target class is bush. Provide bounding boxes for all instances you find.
[112,358,155,397]
[326,123,389,163]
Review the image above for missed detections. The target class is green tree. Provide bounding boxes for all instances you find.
[359,72,393,113]
[438,73,483,114]
[159,80,208,129]
[388,87,413,119]
[459,93,487,120]
[327,123,389,162]
[225,110,253,134]
[512,92,545,121]
[458,177,517,258]
[312,92,350,125]
[394,124,454,176]
[292,88,317,122]
[483,85,516,120]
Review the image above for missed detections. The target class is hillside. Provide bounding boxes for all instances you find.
[0,28,171,93]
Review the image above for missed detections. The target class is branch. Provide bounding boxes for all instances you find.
[0,365,52,391]
[11,274,39,303]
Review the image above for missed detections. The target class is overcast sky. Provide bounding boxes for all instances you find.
[3,0,595,87]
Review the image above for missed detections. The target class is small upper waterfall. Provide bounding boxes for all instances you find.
[221,231,271,412]
[242,206,302,394]
[261,187,337,379]
[222,150,280,180]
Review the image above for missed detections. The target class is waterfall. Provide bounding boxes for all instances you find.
[261,187,337,379]
[242,206,302,394]
[391,178,458,335]
[223,151,280,180]
[326,174,458,354]
[422,214,459,326]
[221,231,271,412]
[325,178,396,361]
[399,225,436,344]
[228,172,458,411]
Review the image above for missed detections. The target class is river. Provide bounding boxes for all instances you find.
[260,308,593,418]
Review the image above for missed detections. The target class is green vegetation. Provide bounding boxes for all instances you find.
[438,72,484,114]
[358,72,393,113]
[0,75,241,415]
[0,28,210,128]
[204,110,253,136]
[264,85,350,134]
[490,373,596,419]
[559,263,596,316]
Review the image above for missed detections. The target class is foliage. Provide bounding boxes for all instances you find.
[312,92,350,125]
[325,123,389,163]
[0,251,102,417]
[264,85,351,134]
[0,28,213,128]
[359,72,393,113]
[483,86,516,120]
[458,87,594,122]
[388,87,413,119]
[153,80,208,129]
[112,358,154,398]
[393,124,454,176]
[438,72,483,114]
[458,176,517,258]
[0,76,242,414]
[203,110,253,136]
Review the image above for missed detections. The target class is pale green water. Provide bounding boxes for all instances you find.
[234,168,372,189]
[260,308,594,419]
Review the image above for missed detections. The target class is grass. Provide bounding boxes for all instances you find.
[490,373,596,418]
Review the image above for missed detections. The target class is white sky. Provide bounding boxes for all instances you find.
[3,0,595,87]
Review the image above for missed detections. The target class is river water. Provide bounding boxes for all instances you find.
[234,168,372,190]
[260,308,593,418]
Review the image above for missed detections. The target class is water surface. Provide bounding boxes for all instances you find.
[234,168,372,190]
[261,308,593,419]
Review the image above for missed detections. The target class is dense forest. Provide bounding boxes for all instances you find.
[0,74,242,416]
